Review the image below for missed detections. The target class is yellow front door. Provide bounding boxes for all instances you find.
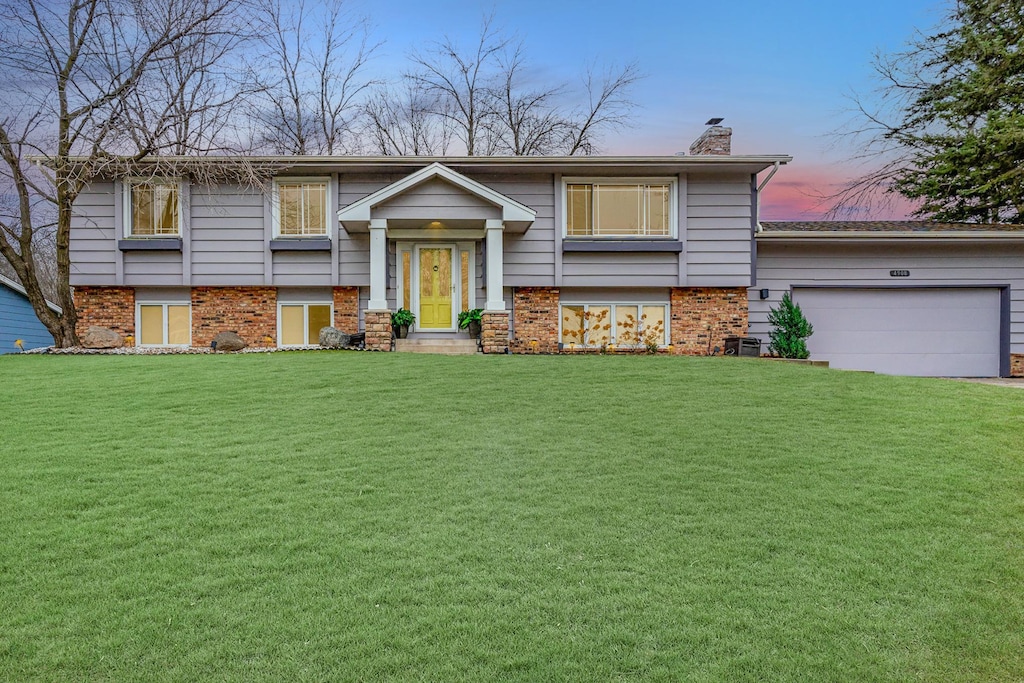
[418,247,453,328]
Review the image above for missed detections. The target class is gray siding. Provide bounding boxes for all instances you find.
[482,174,556,286]
[70,168,762,294]
[70,182,117,285]
[190,184,265,286]
[686,176,753,287]
[750,241,1024,355]
[373,177,501,221]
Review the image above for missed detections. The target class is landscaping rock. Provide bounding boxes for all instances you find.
[212,331,246,351]
[318,326,350,349]
[81,326,123,349]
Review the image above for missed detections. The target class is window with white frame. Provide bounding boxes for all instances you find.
[126,179,181,237]
[275,178,329,237]
[279,303,332,346]
[565,180,674,238]
[137,303,191,346]
[560,304,668,348]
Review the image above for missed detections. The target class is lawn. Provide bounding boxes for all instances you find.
[1,353,1022,681]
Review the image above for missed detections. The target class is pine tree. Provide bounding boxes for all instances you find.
[767,293,814,359]
[841,0,1024,223]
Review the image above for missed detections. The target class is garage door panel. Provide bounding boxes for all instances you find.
[793,288,1001,377]
[808,329,998,355]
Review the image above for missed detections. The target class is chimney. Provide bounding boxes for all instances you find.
[688,118,731,155]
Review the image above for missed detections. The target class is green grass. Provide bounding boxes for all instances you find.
[1,353,1022,681]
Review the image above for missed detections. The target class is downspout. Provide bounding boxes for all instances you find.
[754,161,781,233]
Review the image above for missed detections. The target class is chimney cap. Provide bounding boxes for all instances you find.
[705,117,724,126]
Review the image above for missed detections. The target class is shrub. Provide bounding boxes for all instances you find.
[767,292,813,359]
[391,308,415,327]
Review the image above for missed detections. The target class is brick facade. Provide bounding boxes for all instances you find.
[74,286,135,339]
[481,311,510,354]
[333,287,359,334]
[669,287,748,355]
[191,287,277,348]
[510,287,560,353]
[363,310,392,351]
[1012,354,1024,377]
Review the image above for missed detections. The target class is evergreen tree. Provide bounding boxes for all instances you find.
[767,293,814,359]
[894,0,1024,222]
[841,0,1024,223]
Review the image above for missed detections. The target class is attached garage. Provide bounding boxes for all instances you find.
[750,221,1024,378]
[792,287,1002,377]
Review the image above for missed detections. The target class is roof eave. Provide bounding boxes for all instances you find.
[757,231,1024,242]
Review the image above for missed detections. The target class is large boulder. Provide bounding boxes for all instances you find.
[318,326,350,349]
[212,331,246,352]
[81,326,123,349]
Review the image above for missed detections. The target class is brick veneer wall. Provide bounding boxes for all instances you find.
[481,311,509,354]
[670,287,748,355]
[333,287,359,333]
[510,287,559,353]
[1012,354,1024,377]
[191,286,277,347]
[363,310,392,351]
[74,286,135,339]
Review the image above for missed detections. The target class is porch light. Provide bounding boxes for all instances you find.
[760,288,770,300]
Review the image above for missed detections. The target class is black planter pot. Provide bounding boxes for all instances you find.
[467,320,482,339]
[395,324,409,339]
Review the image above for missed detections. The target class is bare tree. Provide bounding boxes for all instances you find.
[561,62,643,156]
[363,84,454,156]
[251,0,378,155]
[485,44,568,155]
[406,14,511,156]
[376,15,642,156]
[0,0,252,347]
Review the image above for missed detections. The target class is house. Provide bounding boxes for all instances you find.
[67,126,1024,377]
[0,273,58,353]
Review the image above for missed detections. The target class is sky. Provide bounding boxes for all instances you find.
[357,0,950,220]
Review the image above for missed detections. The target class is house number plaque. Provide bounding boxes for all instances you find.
[889,269,910,277]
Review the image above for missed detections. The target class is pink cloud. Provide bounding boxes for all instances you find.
[759,165,920,221]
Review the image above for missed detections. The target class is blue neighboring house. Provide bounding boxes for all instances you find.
[0,273,59,353]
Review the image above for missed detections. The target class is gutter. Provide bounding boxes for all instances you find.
[753,162,781,233]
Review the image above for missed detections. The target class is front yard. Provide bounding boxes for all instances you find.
[1,353,1021,681]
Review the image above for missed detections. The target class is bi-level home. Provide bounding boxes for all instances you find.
[69,125,1024,377]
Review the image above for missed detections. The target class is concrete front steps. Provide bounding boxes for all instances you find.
[394,338,481,355]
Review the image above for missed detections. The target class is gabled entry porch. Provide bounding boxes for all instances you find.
[337,163,536,351]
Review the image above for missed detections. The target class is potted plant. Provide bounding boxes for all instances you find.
[458,308,483,339]
[391,308,415,338]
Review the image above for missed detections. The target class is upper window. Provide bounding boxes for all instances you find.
[127,179,180,237]
[565,180,674,238]
[275,178,329,237]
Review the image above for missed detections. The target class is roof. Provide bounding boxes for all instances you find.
[758,220,1024,242]
[52,153,792,178]
[337,162,536,232]
[0,273,63,314]
[762,221,1023,233]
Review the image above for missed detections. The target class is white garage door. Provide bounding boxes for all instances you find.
[792,288,1001,377]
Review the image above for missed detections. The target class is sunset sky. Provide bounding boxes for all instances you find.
[364,0,947,220]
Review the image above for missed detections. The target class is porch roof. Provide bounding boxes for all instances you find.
[337,162,536,233]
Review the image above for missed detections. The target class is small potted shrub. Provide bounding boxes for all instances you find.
[391,308,415,338]
[458,308,483,339]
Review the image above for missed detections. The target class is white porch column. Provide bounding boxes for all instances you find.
[368,218,388,310]
[484,219,505,311]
